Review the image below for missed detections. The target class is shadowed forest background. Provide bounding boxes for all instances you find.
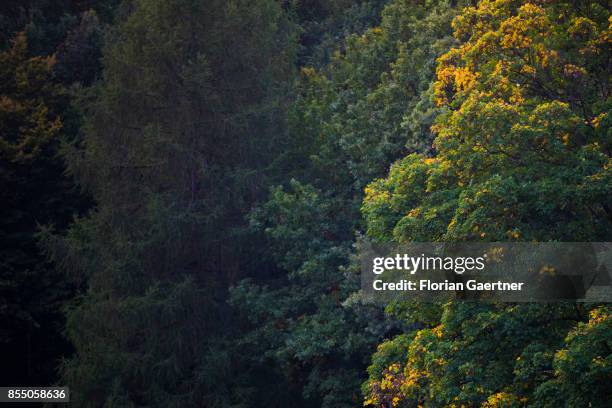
[0,0,610,407]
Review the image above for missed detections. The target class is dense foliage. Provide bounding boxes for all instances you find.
[1,0,609,407]
[1,0,118,386]
[42,0,298,406]
[230,1,475,406]
[0,31,71,385]
[362,0,611,406]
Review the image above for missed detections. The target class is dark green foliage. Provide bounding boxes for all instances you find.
[292,0,388,67]
[231,181,382,407]
[0,1,119,56]
[0,0,609,406]
[229,1,470,406]
[53,10,105,86]
[0,31,83,385]
[0,0,119,387]
[44,0,297,405]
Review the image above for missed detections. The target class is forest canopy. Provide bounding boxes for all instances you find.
[0,0,610,407]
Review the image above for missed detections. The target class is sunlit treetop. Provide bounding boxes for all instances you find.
[363,0,611,243]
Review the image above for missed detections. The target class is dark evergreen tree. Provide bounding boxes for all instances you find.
[1,0,118,386]
[45,0,297,405]
[0,31,82,385]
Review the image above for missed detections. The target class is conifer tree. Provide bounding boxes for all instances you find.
[0,31,81,385]
[46,0,297,405]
